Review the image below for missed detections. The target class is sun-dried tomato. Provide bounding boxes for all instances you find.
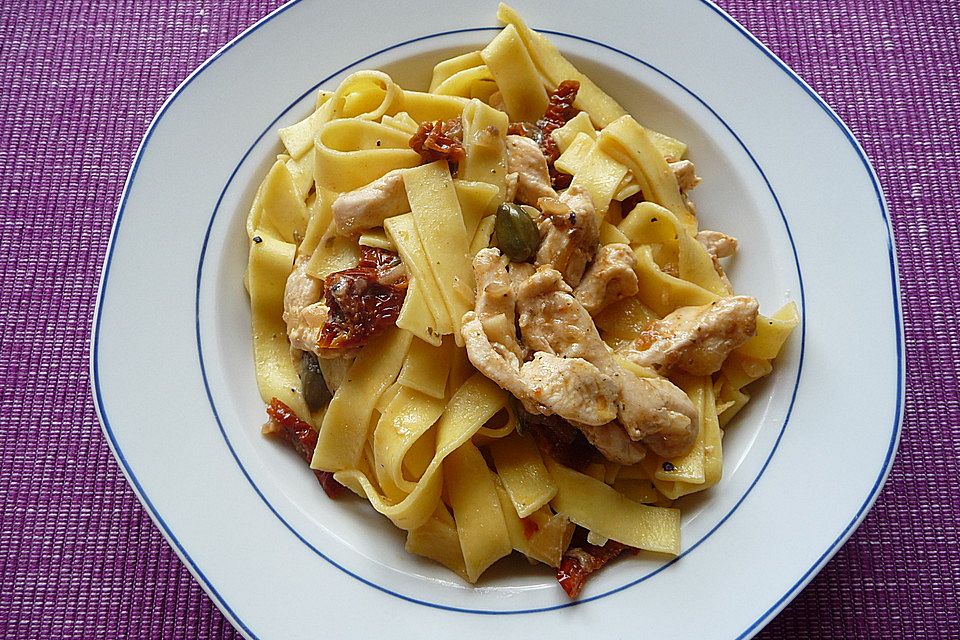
[556,539,633,598]
[317,246,407,351]
[509,81,581,190]
[356,244,404,271]
[525,412,599,472]
[538,80,580,189]
[539,80,580,138]
[507,121,542,141]
[409,117,465,170]
[264,398,342,499]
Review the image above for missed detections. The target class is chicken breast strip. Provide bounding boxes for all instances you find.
[283,257,329,355]
[463,250,619,426]
[505,134,557,206]
[619,296,759,376]
[668,159,701,192]
[535,185,601,287]
[573,243,639,315]
[514,266,698,459]
[331,169,408,237]
[696,230,738,259]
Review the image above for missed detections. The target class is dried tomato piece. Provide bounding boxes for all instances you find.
[263,398,342,499]
[525,412,599,472]
[507,121,542,141]
[356,244,403,271]
[538,80,581,135]
[538,80,580,189]
[317,246,407,351]
[409,117,465,168]
[556,539,633,598]
[508,81,581,190]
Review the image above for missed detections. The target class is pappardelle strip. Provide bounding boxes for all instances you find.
[245,3,797,598]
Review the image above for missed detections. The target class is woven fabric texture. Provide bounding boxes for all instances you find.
[0,1,957,638]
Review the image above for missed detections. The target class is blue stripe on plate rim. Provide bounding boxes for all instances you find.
[90,1,903,638]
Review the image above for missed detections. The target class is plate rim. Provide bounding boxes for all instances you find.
[90,0,905,638]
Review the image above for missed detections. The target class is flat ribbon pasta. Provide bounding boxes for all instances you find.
[314,118,421,192]
[333,373,508,534]
[245,7,798,590]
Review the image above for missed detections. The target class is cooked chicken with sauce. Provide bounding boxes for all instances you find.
[535,185,600,287]
[331,169,408,237]
[283,257,331,356]
[463,249,619,427]
[619,296,759,377]
[574,243,639,315]
[505,134,557,205]
[697,230,739,259]
[669,159,701,192]
[462,248,698,461]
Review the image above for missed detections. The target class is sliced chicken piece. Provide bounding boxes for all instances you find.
[697,230,738,259]
[521,352,620,426]
[513,265,698,458]
[463,253,619,427]
[461,312,528,398]
[461,314,616,426]
[283,257,329,355]
[332,169,408,237]
[535,185,601,287]
[464,250,698,460]
[669,160,701,192]
[620,296,759,376]
[473,248,523,361]
[573,243,639,315]
[515,266,610,364]
[578,423,647,465]
[506,134,557,205]
[617,374,699,459]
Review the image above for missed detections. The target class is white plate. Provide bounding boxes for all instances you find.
[91,1,903,638]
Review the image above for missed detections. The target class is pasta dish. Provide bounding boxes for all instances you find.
[244,4,797,598]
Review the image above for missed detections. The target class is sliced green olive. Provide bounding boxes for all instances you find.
[300,351,332,411]
[495,202,541,262]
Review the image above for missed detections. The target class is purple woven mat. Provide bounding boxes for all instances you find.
[1,1,957,637]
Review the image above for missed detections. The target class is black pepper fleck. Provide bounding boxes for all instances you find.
[253,236,263,243]
[662,461,675,472]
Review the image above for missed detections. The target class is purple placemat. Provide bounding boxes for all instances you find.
[0,1,957,638]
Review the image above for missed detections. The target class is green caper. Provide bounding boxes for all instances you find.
[495,202,541,262]
[299,351,332,411]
